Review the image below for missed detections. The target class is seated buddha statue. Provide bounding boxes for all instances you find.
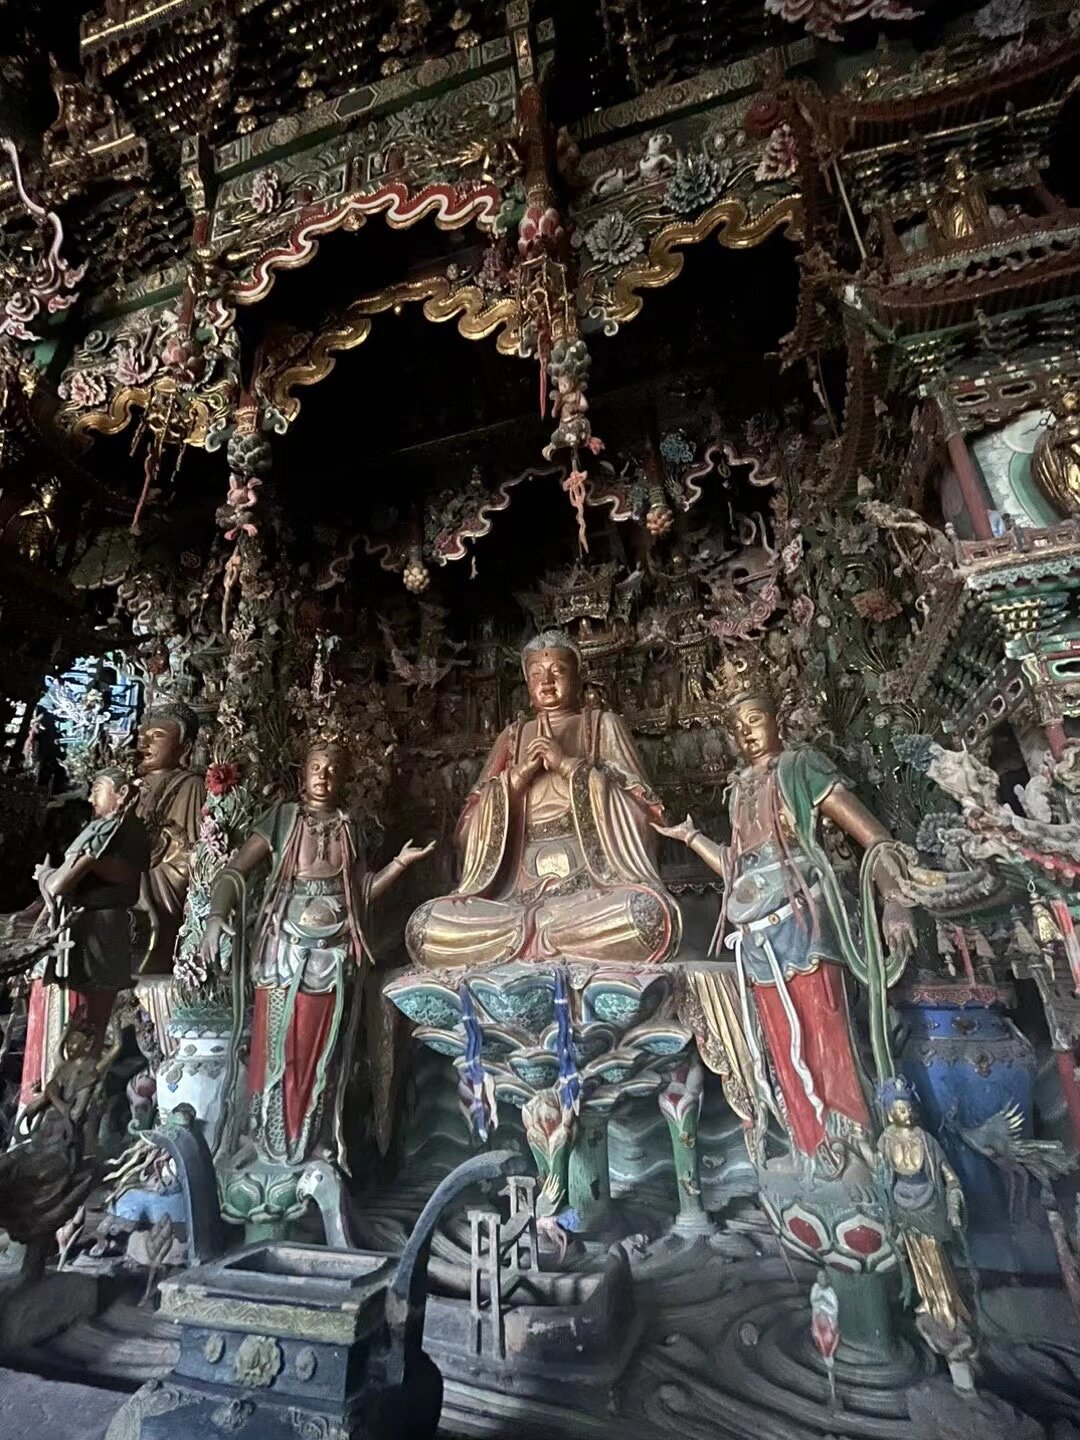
[406,630,682,970]
[927,151,992,246]
[1032,386,1080,517]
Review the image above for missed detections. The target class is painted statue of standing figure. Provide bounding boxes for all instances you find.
[135,701,203,975]
[877,1076,973,1372]
[198,736,433,1168]
[14,766,151,1107]
[655,649,915,1170]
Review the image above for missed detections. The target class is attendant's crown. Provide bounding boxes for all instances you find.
[308,703,356,757]
[714,646,774,712]
[877,1075,919,1115]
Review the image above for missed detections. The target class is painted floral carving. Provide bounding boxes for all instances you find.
[518,202,564,259]
[583,212,644,268]
[205,762,242,797]
[755,124,798,183]
[852,587,903,623]
[250,167,282,216]
[162,333,208,386]
[114,339,158,388]
[232,1334,283,1388]
[63,369,109,409]
[665,154,729,216]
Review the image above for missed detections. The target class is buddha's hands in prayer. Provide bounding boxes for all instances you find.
[526,710,575,779]
[509,754,543,794]
[527,734,574,778]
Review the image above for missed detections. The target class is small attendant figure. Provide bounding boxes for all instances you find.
[198,734,433,1169]
[876,1076,974,1380]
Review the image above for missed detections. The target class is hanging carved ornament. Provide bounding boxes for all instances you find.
[0,141,86,344]
[403,546,431,594]
[378,0,432,75]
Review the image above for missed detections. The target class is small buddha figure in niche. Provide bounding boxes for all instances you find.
[1032,385,1080,517]
[406,630,682,970]
[927,151,992,246]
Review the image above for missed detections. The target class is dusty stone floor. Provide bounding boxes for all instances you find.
[0,1367,128,1438]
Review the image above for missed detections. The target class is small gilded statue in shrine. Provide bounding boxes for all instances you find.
[927,150,992,247]
[406,629,681,970]
[198,733,433,1168]
[876,1077,974,1377]
[654,648,914,1169]
[3,479,61,563]
[134,701,204,975]
[1032,385,1080,517]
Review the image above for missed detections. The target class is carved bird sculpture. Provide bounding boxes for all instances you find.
[945,1103,1077,1222]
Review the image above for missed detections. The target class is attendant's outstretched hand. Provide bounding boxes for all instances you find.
[652,814,699,848]
[396,839,436,869]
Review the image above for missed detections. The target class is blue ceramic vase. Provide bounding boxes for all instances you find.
[896,981,1056,1274]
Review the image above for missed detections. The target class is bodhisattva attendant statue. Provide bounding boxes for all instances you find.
[135,701,203,975]
[198,738,433,1168]
[406,630,681,970]
[655,651,914,1169]
[15,766,151,1105]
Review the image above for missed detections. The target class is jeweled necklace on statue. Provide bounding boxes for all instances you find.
[738,756,778,830]
[302,807,341,864]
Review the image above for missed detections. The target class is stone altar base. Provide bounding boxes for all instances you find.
[8,1232,1079,1440]
[433,1230,1078,1440]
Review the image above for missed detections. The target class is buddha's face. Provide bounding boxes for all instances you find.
[946,152,969,183]
[89,775,124,819]
[732,698,782,764]
[888,1098,914,1127]
[303,745,347,808]
[138,718,184,775]
[525,648,581,714]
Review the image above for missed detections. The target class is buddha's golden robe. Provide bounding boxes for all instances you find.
[406,707,681,969]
